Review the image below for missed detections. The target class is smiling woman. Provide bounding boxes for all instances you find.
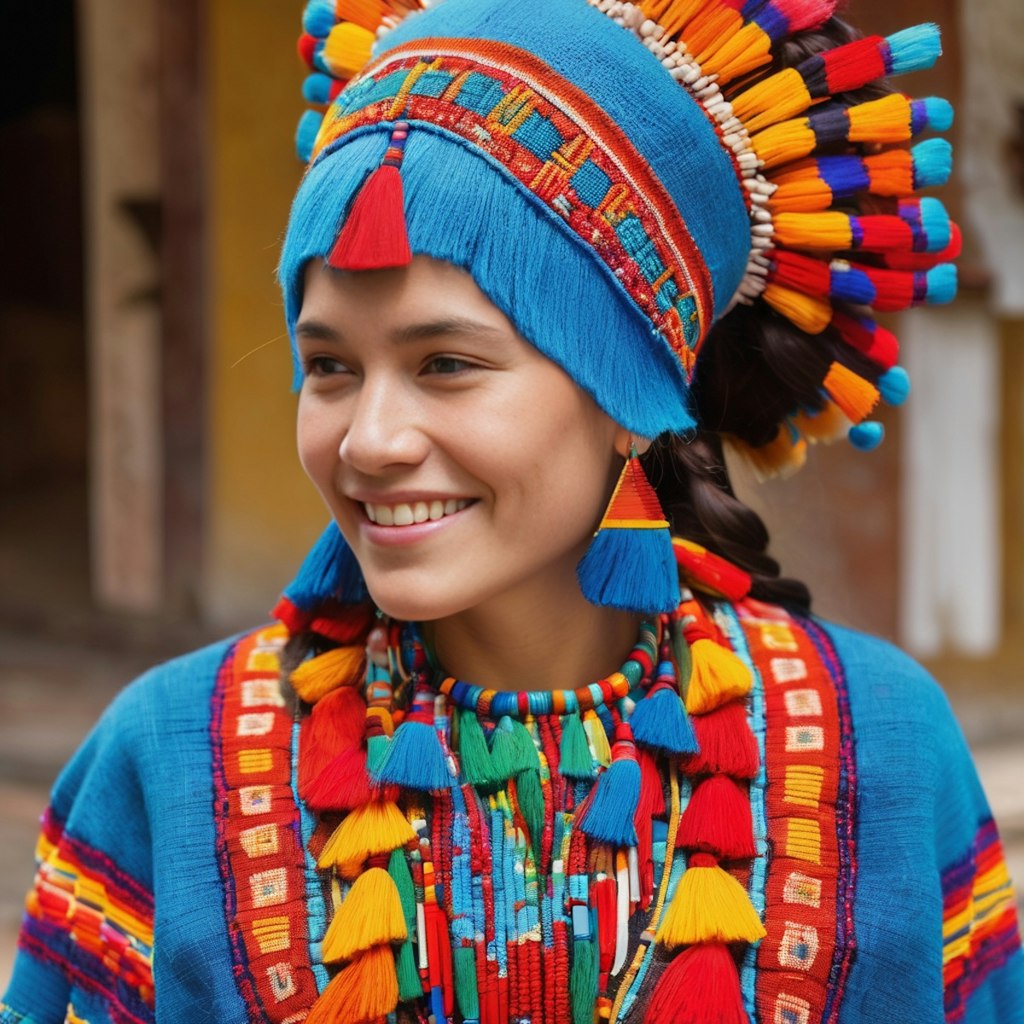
[3,0,1023,1022]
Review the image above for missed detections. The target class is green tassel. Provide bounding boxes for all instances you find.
[395,938,422,1002]
[490,716,539,780]
[388,848,422,1001]
[367,732,390,776]
[453,945,479,1019]
[672,617,692,698]
[570,936,599,1024]
[457,707,496,787]
[560,711,596,780]
[514,768,546,860]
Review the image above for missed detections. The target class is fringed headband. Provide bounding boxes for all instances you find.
[283,0,958,466]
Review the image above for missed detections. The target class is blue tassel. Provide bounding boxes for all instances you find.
[878,367,911,407]
[886,23,942,76]
[918,197,951,253]
[282,522,367,610]
[830,264,875,305]
[373,688,455,792]
[925,264,958,304]
[912,138,953,189]
[302,73,335,105]
[577,528,679,615]
[577,725,640,847]
[819,156,870,200]
[302,0,337,37]
[922,97,955,133]
[848,421,885,451]
[631,683,698,756]
[296,109,325,163]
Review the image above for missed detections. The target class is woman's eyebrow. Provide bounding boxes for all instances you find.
[390,317,505,343]
[293,318,341,342]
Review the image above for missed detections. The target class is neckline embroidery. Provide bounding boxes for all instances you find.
[209,601,857,1024]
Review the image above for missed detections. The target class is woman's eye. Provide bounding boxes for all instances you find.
[303,355,348,377]
[424,355,474,375]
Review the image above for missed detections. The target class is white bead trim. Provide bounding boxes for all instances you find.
[588,0,775,313]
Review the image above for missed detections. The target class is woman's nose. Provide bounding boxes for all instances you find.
[337,376,428,473]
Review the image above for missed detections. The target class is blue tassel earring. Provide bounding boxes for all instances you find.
[577,447,680,614]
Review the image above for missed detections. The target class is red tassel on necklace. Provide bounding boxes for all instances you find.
[643,943,747,1024]
[328,121,413,271]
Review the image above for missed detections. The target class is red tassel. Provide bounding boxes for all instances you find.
[672,539,752,601]
[681,700,760,779]
[328,163,412,271]
[831,311,899,370]
[677,775,756,859]
[591,877,617,981]
[298,686,367,796]
[635,749,664,908]
[306,744,373,811]
[643,944,747,1024]
[819,36,887,94]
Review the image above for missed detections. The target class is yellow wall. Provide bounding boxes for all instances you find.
[205,0,327,626]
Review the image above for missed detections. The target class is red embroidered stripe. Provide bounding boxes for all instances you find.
[212,625,320,1020]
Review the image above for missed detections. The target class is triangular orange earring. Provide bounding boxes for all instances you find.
[577,447,680,613]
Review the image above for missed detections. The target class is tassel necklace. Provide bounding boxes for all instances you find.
[294,593,764,1024]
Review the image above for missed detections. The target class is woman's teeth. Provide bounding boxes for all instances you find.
[364,499,471,526]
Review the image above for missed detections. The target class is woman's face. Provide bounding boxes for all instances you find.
[295,255,627,622]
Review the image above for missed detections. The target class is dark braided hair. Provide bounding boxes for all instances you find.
[643,15,898,612]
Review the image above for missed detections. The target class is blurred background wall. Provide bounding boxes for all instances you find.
[1,0,1022,680]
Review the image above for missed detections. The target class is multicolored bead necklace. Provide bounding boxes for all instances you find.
[290,594,765,1024]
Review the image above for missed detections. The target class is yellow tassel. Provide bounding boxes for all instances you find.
[655,858,767,948]
[730,68,811,134]
[684,639,752,716]
[306,945,399,1024]
[700,21,773,83]
[750,118,816,171]
[793,402,851,443]
[727,429,808,484]
[583,709,612,768]
[322,867,408,962]
[823,361,880,424]
[318,801,415,878]
[847,93,914,144]
[322,21,376,79]
[761,283,832,335]
[290,645,365,703]
[773,211,852,251]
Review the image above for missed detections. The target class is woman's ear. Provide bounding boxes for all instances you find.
[613,428,654,458]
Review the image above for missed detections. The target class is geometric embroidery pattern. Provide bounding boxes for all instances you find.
[211,625,320,1020]
[942,818,1021,1022]
[316,43,718,369]
[740,604,858,1024]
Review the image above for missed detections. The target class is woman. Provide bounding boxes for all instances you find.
[3,0,1022,1021]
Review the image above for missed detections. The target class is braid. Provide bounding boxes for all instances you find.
[641,15,902,611]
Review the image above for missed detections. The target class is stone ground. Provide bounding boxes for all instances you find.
[0,624,1022,993]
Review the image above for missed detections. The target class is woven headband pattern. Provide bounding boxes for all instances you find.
[312,40,717,373]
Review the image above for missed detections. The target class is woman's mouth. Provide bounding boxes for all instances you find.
[363,498,473,526]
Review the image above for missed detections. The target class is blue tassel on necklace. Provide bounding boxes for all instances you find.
[577,722,641,847]
[631,679,698,756]
[373,684,455,792]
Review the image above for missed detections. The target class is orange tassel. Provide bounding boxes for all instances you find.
[321,21,376,79]
[730,68,811,133]
[306,944,399,1024]
[318,799,416,877]
[683,637,753,715]
[762,283,832,335]
[823,361,880,423]
[728,429,808,483]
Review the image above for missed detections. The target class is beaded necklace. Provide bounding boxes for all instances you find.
[294,594,765,1024]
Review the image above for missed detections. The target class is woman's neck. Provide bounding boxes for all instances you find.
[424,586,642,694]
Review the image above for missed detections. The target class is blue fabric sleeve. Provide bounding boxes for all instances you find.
[1,638,251,1024]
[824,623,1024,1024]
